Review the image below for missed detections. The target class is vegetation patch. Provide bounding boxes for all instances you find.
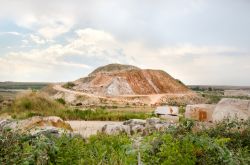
[62,82,75,89]
[0,92,154,121]
[0,92,65,119]
[1,119,250,164]
[59,109,154,121]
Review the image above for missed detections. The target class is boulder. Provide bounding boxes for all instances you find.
[146,117,161,126]
[123,119,146,126]
[185,104,216,122]
[121,125,131,134]
[30,126,64,137]
[101,124,125,135]
[159,115,179,123]
[212,98,250,122]
[0,116,72,136]
[155,106,179,115]
[131,125,144,134]
[154,123,170,131]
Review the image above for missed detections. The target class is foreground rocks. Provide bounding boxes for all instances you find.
[102,118,174,135]
[186,98,250,122]
[185,104,216,122]
[0,116,72,136]
[212,98,250,122]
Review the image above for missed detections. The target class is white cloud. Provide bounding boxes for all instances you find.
[30,34,46,44]
[36,17,74,39]
[0,28,249,85]
[12,12,74,39]
[0,32,22,36]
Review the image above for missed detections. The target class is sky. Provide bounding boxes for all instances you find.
[0,0,250,85]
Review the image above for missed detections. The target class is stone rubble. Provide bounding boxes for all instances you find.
[102,118,173,135]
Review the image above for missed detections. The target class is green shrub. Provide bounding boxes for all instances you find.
[52,134,86,164]
[81,134,137,164]
[1,119,250,164]
[0,129,56,164]
[142,133,196,165]
[0,95,4,103]
[56,98,66,105]
[62,82,75,89]
[0,129,136,165]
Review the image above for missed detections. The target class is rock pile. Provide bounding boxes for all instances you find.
[101,118,173,135]
[0,116,72,136]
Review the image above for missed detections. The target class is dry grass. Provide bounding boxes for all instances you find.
[2,92,65,119]
[0,92,154,121]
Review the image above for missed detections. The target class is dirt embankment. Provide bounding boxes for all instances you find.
[44,64,204,106]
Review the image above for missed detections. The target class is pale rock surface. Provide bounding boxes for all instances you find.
[185,104,216,122]
[0,116,72,136]
[159,115,179,123]
[123,119,146,126]
[212,98,250,122]
[102,118,173,135]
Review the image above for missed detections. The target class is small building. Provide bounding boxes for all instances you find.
[155,106,179,116]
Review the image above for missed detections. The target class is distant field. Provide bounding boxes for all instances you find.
[0,91,19,99]
[0,82,50,90]
[189,85,250,91]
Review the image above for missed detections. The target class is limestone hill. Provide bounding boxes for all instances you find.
[44,64,204,106]
[73,64,190,96]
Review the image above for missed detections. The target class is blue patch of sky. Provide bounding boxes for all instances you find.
[0,20,33,55]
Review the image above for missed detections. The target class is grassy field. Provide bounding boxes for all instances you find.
[0,82,49,90]
[191,87,250,104]
[0,91,20,100]
[0,92,154,121]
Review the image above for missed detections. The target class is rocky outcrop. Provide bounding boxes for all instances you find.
[73,64,190,96]
[101,118,173,135]
[212,98,250,122]
[0,116,72,136]
[185,104,216,122]
[44,64,204,106]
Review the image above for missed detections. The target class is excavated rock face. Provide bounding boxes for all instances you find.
[73,64,190,96]
[185,104,216,122]
[212,98,250,122]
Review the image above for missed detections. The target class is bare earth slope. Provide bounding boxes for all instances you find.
[73,64,189,96]
[44,64,204,105]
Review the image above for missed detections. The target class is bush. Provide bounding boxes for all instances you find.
[80,134,136,164]
[0,95,4,103]
[56,98,66,105]
[0,129,57,164]
[142,134,196,165]
[1,119,250,164]
[62,82,75,89]
[0,129,136,165]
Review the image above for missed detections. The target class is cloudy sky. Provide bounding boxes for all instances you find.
[0,0,250,85]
